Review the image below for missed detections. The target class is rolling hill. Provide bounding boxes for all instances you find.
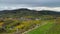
[0,8,60,34]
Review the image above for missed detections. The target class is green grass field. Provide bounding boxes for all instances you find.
[26,20,56,34]
[46,19,60,34]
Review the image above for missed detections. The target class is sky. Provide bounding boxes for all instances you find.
[0,0,60,11]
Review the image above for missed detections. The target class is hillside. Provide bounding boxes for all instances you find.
[27,18,60,34]
[0,8,60,34]
[0,8,60,16]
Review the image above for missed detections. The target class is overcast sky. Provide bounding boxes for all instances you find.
[0,0,60,10]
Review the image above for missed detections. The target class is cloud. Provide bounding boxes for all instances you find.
[0,0,60,7]
[0,6,60,12]
[0,0,60,12]
[0,4,30,10]
[31,7,60,12]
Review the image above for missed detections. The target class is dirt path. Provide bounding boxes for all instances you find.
[22,22,48,34]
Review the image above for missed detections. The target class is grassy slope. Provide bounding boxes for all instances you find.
[46,19,60,34]
[27,20,55,34]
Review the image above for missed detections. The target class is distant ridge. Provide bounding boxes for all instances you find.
[0,8,60,15]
